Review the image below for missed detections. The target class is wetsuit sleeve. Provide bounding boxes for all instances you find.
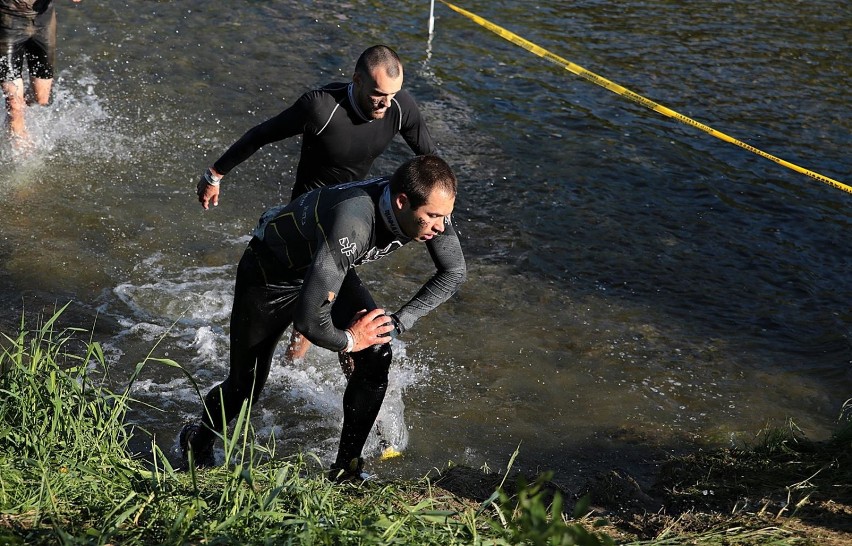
[212,92,313,176]
[396,90,436,156]
[292,198,374,351]
[394,216,465,332]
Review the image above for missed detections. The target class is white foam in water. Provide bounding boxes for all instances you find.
[109,256,235,379]
[0,61,134,172]
[261,340,424,463]
[113,269,234,331]
[107,253,429,465]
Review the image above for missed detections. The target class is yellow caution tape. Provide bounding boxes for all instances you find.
[439,0,851,196]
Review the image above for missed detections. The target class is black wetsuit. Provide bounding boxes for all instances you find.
[196,177,465,468]
[213,82,436,199]
[0,1,56,82]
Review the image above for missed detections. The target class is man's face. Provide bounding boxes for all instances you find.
[353,66,403,120]
[395,188,455,242]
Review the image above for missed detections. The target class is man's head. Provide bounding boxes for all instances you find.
[390,155,457,242]
[352,45,403,120]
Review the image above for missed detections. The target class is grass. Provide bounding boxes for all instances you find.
[0,307,614,545]
[0,307,849,545]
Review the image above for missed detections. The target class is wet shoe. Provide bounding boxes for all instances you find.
[328,457,376,484]
[178,421,216,469]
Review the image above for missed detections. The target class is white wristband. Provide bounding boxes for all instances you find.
[204,168,222,187]
[343,329,355,353]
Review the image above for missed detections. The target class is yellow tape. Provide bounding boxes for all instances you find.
[439,0,851,196]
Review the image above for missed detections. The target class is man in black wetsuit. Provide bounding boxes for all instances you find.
[195,44,435,207]
[1,0,82,149]
[196,44,436,361]
[182,155,465,480]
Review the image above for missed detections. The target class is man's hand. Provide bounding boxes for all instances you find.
[346,309,395,352]
[197,168,222,210]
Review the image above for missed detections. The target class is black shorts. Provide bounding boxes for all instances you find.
[0,6,56,82]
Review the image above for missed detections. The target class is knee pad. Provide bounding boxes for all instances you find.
[351,342,392,384]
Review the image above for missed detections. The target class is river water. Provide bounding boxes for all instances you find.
[0,1,848,490]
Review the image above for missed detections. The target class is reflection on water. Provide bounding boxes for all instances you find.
[0,1,848,486]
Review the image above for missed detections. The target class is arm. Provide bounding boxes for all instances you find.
[196,93,311,209]
[212,104,305,176]
[394,215,466,333]
[292,202,393,351]
[396,90,437,156]
[291,240,352,351]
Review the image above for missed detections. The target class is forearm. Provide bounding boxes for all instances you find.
[394,266,465,332]
[291,248,351,352]
[293,309,349,352]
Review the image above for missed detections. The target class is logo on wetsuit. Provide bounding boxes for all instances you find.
[339,237,357,257]
[358,241,403,265]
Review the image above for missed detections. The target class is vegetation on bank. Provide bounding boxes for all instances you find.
[0,307,849,545]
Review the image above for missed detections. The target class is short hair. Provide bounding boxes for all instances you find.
[390,155,457,209]
[355,45,402,79]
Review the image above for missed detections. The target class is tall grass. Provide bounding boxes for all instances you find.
[0,304,138,531]
[0,307,613,545]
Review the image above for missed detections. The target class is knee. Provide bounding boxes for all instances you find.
[351,342,392,383]
[31,78,53,106]
[5,92,25,114]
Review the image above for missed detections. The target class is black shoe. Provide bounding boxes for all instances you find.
[179,421,216,469]
[328,457,376,484]
[329,457,376,484]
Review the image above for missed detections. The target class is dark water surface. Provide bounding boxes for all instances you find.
[0,1,848,489]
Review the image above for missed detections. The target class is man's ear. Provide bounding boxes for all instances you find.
[352,71,362,87]
[394,192,409,211]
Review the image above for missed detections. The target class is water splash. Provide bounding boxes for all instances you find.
[105,253,428,465]
[0,60,136,185]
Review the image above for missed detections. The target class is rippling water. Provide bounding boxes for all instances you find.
[0,1,848,488]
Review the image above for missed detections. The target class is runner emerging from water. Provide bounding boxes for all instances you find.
[182,155,465,481]
[0,0,82,149]
[196,44,436,361]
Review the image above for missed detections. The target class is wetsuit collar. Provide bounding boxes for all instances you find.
[347,82,373,123]
[379,185,409,241]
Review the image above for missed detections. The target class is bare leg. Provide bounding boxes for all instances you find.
[30,77,53,106]
[2,79,28,141]
[283,330,312,362]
